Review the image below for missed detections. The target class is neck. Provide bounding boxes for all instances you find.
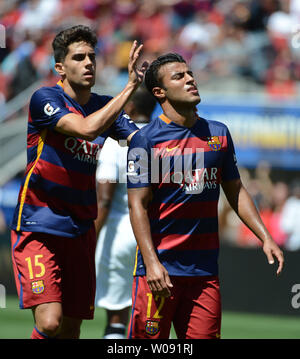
[61,79,91,106]
[161,103,197,128]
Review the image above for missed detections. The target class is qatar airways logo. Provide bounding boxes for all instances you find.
[126,147,216,194]
[64,137,100,164]
[171,167,218,194]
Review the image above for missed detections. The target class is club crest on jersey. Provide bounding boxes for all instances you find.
[31,280,45,294]
[207,136,221,151]
[145,320,160,336]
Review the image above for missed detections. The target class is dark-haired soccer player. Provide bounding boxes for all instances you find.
[127,53,284,339]
[10,25,148,339]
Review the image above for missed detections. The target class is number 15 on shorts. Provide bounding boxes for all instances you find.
[25,255,46,279]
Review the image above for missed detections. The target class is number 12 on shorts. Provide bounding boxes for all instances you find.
[146,293,165,319]
[25,255,45,279]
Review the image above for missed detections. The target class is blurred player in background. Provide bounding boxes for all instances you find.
[10,25,148,339]
[94,86,156,339]
[127,53,284,339]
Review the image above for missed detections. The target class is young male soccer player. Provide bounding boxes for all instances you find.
[127,53,284,339]
[10,25,148,339]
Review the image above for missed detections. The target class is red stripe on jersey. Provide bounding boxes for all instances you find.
[153,233,219,251]
[23,187,48,208]
[65,102,84,116]
[148,200,218,220]
[153,136,227,158]
[35,159,95,190]
[28,112,33,123]
[27,131,40,147]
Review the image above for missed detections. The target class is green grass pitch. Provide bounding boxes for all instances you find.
[0,296,299,339]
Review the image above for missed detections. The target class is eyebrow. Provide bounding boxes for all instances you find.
[71,52,96,59]
[171,70,193,78]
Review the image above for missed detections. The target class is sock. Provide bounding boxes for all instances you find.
[103,323,126,339]
[31,326,50,339]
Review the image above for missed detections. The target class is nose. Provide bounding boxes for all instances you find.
[185,72,194,83]
[84,54,94,68]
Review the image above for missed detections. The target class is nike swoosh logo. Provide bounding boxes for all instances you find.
[166,145,180,152]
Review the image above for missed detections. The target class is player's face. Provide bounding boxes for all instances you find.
[157,62,201,107]
[61,41,96,88]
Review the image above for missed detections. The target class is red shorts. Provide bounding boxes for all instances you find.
[128,275,221,339]
[11,227,96,319]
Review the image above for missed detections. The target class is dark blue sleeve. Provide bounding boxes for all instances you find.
[127,130,151,189]
[110,110,139,140]
[29,87,72,130]
[221,126,240,182]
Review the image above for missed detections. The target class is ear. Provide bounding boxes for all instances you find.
[152,87,166,102]
[54,62,65,77]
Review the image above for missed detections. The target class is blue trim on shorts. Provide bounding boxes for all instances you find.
[12,232,24,309]
[128,276,139,339]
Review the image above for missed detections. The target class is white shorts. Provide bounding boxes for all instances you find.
[95,214,137,310]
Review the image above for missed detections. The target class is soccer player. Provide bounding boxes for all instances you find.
[10,25,148,339]
[126,53,284,339]
[94,87,156,339]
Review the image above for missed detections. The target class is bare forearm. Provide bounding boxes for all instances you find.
[57,83,137,140]
[234,186,271,243]
[94,206,110,238]
[222,179,284,275]
[129,206,160,267]
[222,180,271,243]
[87,83,137,138]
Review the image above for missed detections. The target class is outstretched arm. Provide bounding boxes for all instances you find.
[221,178,284,275]
[128,187,173,297]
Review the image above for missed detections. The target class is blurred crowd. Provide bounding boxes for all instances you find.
[219,162,300,251]
[1,0,300,107]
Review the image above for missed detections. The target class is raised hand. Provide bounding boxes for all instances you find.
[128,40,149,89]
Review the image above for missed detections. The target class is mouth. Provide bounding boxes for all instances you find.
[187,86,199,95]
[83,71,94,78]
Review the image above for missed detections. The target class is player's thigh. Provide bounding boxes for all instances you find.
[173,276,221,339]
[128,276,176,339]
[61,226,96,320]
[11,230,63,309]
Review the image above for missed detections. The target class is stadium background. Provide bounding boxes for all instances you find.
[0,0,299,339]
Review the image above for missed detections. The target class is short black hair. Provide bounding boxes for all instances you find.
[144,53,186,93]
[52,25,98,63]
[130,86,157,119]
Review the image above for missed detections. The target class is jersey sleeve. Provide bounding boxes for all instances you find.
[127,130,151,189]
[221,126,240,182]
[110,111,139,141]
[29,87,73,130]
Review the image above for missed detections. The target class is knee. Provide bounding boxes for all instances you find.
[33,302,63,337]
[38,316,62,337]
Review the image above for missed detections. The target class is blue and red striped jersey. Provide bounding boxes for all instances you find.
[11,82,138,237]
[127,114,240,277]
